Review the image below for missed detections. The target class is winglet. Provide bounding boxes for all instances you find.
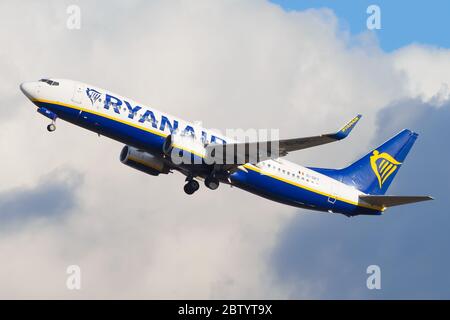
[331,114,362,140]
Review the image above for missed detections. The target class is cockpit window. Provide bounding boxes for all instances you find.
[39,79,59,86]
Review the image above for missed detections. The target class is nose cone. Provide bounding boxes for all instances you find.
[20,82,37,100]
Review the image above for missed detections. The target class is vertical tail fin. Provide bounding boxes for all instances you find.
[312,129,419,195]
[339,129,418,195]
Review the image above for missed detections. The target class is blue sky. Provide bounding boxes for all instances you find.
[272,0,450,51]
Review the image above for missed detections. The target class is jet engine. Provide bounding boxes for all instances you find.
[120,146,169,176]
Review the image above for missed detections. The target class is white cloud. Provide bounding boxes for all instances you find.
[0,0,449,298]
[393,44,450,106]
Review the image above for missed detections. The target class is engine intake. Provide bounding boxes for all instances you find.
[120,146,169,176]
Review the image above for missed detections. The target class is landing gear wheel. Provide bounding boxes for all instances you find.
[183,184,194,195]
[205,176,219,190]
[184,179,200,195]
[189,180,200,192]
[47,123,56,132]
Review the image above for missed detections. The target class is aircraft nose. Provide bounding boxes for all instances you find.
[20,81,37,100]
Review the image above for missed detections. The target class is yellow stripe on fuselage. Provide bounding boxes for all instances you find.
[32,98,168,138]
[242,164,382,211]
[32,98,383,211]
[171,143,205,159]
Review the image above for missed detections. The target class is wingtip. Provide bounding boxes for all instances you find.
[333,114,362,140]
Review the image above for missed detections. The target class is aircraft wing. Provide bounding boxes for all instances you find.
[205,114,362,165]
[359,195,434,208]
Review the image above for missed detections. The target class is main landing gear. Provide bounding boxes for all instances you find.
[204,176,219,190]
[183,174,220,195]
[184,178,200,195]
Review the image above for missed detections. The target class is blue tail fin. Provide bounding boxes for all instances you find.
[312,129,418,195]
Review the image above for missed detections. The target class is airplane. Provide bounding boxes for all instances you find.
[20,78,433,217]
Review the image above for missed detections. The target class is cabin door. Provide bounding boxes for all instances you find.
[71,83,84,104]
[327,183,338,205]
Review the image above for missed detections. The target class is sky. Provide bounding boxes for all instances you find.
[272,0,450,51]
[0,0,449,299]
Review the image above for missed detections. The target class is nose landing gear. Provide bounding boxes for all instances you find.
[37,107,58,133]
[47,123,56,132]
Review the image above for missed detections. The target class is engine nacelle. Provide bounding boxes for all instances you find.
[120,146,169,176]
[162,131,206,165]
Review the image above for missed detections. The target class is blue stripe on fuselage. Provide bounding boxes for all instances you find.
[35,100,381,217]
[230,169,380,216]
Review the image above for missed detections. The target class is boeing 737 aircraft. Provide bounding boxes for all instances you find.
[20,78,432,217]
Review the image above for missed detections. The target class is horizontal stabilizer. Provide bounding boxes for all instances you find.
[359,195,434,208]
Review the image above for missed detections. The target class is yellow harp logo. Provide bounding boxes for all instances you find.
[370,150,402,188]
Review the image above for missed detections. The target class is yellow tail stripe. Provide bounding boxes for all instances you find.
[382,165,397,184]
[381,163,393,176]
[379,160,389,173]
